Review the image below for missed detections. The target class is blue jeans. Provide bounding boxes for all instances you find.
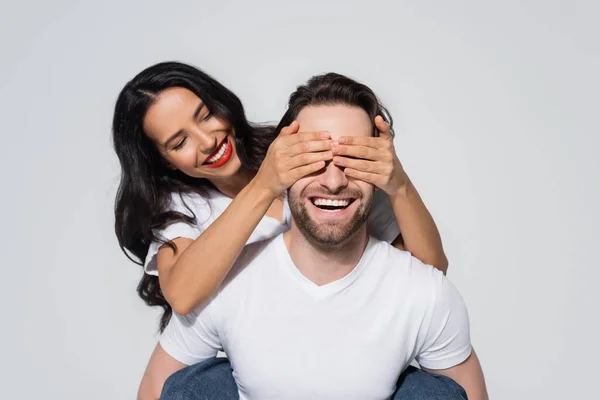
[161,358,467,400]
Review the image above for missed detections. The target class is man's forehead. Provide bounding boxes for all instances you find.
[295,105,372,140]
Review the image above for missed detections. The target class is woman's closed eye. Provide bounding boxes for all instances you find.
[172,137,187,151]
[198,111,212,123]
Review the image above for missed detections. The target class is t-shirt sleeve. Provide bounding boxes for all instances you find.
[416,274,473,370]
[159,301,222,366]
[144,192,212,276]
[366,190,400,243]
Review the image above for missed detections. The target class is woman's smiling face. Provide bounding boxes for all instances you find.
[143,87,242,180]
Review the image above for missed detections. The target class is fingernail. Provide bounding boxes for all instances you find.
[321,132,330,139]
[331,140,339,147]
[338,137,347,144]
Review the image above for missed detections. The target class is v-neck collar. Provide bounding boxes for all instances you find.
[274,235,376,301]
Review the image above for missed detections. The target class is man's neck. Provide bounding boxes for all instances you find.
[283,225,369,286]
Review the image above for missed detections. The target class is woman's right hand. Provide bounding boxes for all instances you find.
[255,121,333,197]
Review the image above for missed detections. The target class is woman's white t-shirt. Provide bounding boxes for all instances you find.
[144,188,400,276]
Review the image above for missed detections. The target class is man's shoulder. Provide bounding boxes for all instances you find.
[220,236,280,288]
[237,236,278,266]
[368,237,444,289]
[363,239,449,324]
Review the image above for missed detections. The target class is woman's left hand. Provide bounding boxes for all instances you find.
[331,116,409,196]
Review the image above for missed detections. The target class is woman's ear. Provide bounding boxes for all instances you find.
[162,159,177,170]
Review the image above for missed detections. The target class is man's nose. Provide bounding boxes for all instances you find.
[317,161,349,193]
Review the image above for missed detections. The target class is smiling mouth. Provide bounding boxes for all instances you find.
[309,197,356,212]
[203,136,231,168]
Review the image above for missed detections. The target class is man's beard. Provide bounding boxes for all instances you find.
[289,188,373,249]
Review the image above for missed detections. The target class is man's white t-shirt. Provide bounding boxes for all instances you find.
[144,188,400,275]
[160,235,472,400]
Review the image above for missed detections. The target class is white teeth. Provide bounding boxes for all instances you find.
[206,141,228,164]
[313,198,350,207]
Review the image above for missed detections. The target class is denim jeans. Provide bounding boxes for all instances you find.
[161,357,467,400]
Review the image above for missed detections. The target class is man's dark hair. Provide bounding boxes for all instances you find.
[275,73,394,137]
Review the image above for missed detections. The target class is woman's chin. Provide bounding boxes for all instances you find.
[197,157,243,180]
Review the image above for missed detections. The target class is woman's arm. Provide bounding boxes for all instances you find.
[158,179,276,315]
[388,179,448,273]
[332,116,448,273]
[158,125,333,315]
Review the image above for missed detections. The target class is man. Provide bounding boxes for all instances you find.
[143,73,488,400]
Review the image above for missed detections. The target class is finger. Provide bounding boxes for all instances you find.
[333,156,379,173]
[291,160,327,180]
[331,144,380,161]
[289,150,333,169]
[343,168,381,185]
[374,115,392,139]
[336,135,381,148]
[288,139,333,156]
[287,130,331,145]
[279,121,300,136]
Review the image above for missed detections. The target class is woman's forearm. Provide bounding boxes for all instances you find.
[160,178,276,314]
[388,179,448,273]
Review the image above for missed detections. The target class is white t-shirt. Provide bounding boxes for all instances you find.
[144,188,399,275]
[160,236,472,400]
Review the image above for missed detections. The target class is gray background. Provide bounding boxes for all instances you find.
[1,0,598,398]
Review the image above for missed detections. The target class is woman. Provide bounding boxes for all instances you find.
[113,62,448,398]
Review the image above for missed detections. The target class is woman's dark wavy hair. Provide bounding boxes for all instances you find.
[275,72,394,139]
[112,61,276,331]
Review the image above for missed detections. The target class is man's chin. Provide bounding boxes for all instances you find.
[302,225,352,248]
